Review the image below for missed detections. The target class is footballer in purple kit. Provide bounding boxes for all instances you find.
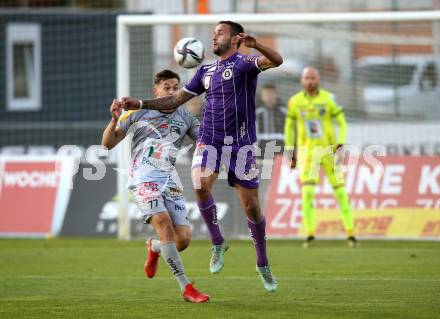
[121,21,283,292]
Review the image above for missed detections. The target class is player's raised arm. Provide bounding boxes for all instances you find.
[237,33,283,71]
[121,89,194,111]
[101,99,126,150]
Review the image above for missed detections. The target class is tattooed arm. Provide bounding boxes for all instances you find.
[120,89,194,111]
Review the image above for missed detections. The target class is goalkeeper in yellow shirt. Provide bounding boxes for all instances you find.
[284,67,357,247]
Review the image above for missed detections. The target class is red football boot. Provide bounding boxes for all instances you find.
[144,239,159,278]
[182,283,210,303]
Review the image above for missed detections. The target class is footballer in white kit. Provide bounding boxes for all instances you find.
[118,105,198,225]
[101,69,209,303]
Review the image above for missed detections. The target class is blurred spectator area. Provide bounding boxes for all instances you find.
[1,0,124,8]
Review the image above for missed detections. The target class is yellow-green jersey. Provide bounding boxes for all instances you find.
[284,88,347,149]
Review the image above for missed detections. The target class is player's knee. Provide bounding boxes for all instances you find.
[195,186,211,201]
[176,236,190,251]
[244,201,261,222]
[154,217,175,241]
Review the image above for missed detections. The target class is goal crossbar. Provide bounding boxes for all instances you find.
[117,11,440,26]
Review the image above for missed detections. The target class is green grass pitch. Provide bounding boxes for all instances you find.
[0,239,439,319]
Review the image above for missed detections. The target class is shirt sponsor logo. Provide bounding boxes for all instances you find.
[168,119,184,127]
[170,126,181,135]
[141,156,173,170]
[222,68,233,80]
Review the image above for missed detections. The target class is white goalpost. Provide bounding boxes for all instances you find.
[116,11,440,240]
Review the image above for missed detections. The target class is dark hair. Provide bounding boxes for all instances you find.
[218,20,244,48]
[154,69,180,85]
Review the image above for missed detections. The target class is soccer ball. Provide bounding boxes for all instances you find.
[173,37,204,68]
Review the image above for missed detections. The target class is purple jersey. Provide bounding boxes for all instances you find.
[184,52,262,148]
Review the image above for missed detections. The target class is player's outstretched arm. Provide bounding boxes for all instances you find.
[237,33,283,71]
[101,100,125,150]
[121,89,194,111]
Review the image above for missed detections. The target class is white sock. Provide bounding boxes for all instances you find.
[150,239,161,253]
[160,242,190,291]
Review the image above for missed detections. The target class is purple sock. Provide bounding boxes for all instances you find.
[197,195,224,245]
[248,218,269,267]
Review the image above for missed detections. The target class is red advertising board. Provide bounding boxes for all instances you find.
[264,156,440,238]
[0,157,74,237]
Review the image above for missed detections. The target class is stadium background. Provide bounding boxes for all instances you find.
[0,0,439,241]
[1,2,440,319]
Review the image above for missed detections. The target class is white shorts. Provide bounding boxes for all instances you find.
[129,179,189,227]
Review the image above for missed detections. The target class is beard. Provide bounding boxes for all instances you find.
[213,41,231,56]
[306,83,318,92]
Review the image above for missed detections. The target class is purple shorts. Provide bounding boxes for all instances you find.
[191,142,259,189]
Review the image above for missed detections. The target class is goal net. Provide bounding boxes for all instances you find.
[117,12,440,240]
